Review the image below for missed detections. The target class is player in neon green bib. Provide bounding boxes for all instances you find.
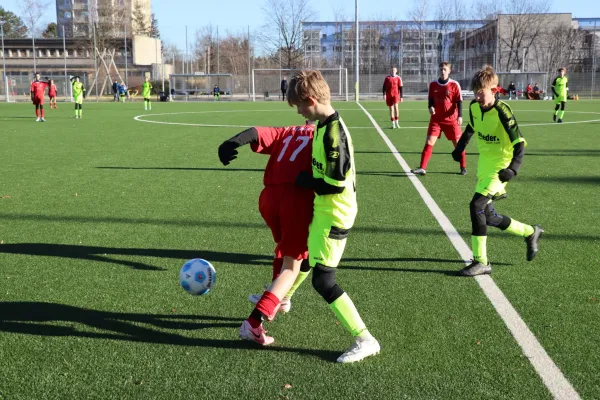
[552,67,568,123]
[452,66,544,277]
[142,77,153,110]
[288,70,379,363]
[70,76,86,119]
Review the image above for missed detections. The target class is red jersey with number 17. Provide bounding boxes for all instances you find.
[30,80,49,98]
[429,79,462,123]
[251,125,315,186]
[383,75,403,97]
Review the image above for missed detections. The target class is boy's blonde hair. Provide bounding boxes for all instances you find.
[471,65,498,92]
[439,61,451,69]
[287,70,331,106]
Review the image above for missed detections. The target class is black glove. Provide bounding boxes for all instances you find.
[498,168,515,182]
[295,170,315,189]
[451,147,464,162]
[218,141,239,166]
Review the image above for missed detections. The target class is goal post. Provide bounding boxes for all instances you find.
[251,68,348,102]
[169,73,234,101]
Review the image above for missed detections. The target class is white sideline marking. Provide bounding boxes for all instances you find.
[357,102,581,400]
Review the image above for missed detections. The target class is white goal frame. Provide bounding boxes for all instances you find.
[251,68,349,102]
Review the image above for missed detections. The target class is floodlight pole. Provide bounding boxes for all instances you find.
[354,0,359,101]
[1,23,7,102]
[124,24,128,87]
[62,25,68,102]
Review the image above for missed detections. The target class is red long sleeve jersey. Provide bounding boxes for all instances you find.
[251,125,315,186]
[383,75,403,97]
[30,81,49,98]
[429,79,462,123]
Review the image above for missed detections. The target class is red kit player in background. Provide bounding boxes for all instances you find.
[218,122,315,345]
[30,73,50,122]
[411,62,467,176]
[48,79,58,109]
[382,67,403,129]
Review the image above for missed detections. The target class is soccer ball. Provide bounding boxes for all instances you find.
[179,259,216,295]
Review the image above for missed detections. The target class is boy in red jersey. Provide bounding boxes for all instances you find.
[218,122,315,345]
[30,73,50,122]
[48,79,58,109]
[411,62,466,176]
[382,67,403,128]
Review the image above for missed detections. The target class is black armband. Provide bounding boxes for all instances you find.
[457,101,463,118]
[399,86,403,98]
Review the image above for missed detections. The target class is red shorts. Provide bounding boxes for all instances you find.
[259,185,314,260]
[32,96,44,105]
[386,95,399,107]
[427,120,462,141]
[49,94,57,99]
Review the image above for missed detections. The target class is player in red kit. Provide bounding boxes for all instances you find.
[383,67,403,128]
[218,122,315,345]
[30,73,50,122]
[411,62,467,176]
[48,79,58,109]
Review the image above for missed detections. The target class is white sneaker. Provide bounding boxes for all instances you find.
[35,117,41,122]
[248,294,291,314]
[411,167,426,176]
[40,118,46,122]
[337,337,380,363]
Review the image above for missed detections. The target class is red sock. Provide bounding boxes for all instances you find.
[390,117,394,122]
[395,117,399,121]
[41,108,44,118]
[35,109,39,117]
[255,291,280,321]
[460,151,466,168]
[420,144,433,169]
[272,258,283,281]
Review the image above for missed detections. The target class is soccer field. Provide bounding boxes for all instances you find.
[0,99,599,399]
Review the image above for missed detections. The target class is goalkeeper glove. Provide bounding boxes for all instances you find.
[295,170,314,189]
[498,168,515,182]
[218,141,239,166]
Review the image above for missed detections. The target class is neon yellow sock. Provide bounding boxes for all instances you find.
[285,270,310,299]
[329,293,367,337]
[554,109,559,116]
[472,235,488,265]
[558,110,564,119]
[505,219,534,237]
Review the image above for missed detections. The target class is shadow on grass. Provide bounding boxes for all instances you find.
[97,166,412,178]
[527,176,600,185]
[0,243,272,270]
[0,301,339,362]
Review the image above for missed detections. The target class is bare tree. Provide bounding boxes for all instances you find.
[20,0,50,73]
[497,0,551,71]
[409,0,430,84]
[261,0,313,69]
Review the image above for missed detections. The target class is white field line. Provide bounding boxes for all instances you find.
[357,102,581,400]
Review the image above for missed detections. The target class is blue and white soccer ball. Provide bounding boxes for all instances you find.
[179,258,216,295]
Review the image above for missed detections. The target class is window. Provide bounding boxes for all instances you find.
[322,46,326,52]
[322,33,327,39]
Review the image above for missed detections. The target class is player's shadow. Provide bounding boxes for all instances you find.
[97,166,412,178]
[0,302,339,362]
[0,243,272,270]
[527,176,600,185]
[342,257,512,275]
[96,166,264,172]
